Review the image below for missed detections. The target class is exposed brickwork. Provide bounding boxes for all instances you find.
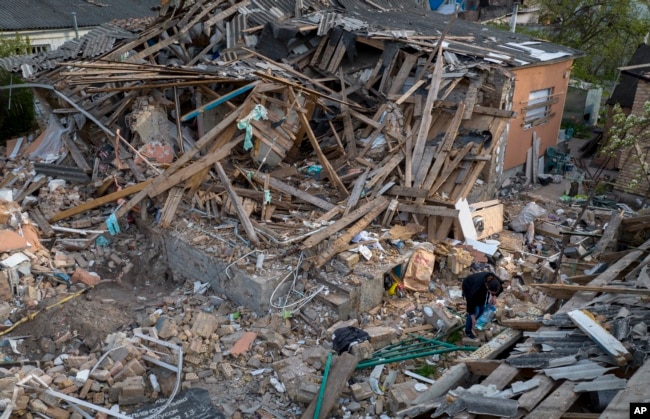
[614,78,650,195]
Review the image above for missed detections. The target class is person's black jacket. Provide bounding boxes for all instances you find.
[462,272,504,314]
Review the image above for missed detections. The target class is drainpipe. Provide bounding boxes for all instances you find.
[510,2,519,33]
[72,12,79,40]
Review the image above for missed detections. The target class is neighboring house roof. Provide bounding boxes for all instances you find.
[607,43,650,108]
[0,23,139,75]
[0,0,583,78]
[0,0,160,31]
[327,0,584,68]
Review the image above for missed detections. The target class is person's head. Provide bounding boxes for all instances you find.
[485,275,500,296]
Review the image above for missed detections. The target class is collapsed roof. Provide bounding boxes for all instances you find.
[1,0,581,263]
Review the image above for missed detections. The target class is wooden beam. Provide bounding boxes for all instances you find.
[49,180,152,223]
[115,104,245,218]
[145,136,243,198]
[250,171,335,211]
[411,46,444,174]
[396,203,458,218]
[313,197,389,268]
[600,360,650,418]
[532,283,650,299]
[63,135,92,172]
[159,186,185,228]
[294,91,348,196]
[30,207,55,237]
[517,373,555,414]
[420,103,465,200]
[302,197,386,249]
[343,168,369,216]
[300,352,359,419]
[215,162,259,247]
[526,381,578,419]
[591,210,623,258]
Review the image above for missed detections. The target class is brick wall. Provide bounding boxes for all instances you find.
[614,78,650,195]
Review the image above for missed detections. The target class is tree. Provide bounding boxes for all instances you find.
[0,34,36,143]
[600,102,650,201]
[528,0,650,82]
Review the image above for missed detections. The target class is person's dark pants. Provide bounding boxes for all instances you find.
[465,305,485,336]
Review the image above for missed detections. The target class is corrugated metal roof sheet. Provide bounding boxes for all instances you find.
[325,3,583,67]
[0,23,137,76]
[0,0,159,31]
[542,360,616,381]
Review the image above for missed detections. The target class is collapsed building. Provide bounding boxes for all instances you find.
[0,1,648,418]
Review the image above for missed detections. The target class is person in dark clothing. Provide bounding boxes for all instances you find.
[462,272,504,338]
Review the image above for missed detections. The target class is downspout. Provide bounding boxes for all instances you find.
[72,12,79,40]
[510,2,519,33]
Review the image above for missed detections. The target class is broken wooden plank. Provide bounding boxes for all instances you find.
[30,207,55,237]
[115,103,246,218]
[600,359,650,419]
[159,186,185,228]
[215,162,259,247]
[411,46,444,175]
[420,103,465,200]
[301,352,358,419]
[145,136,243,198]
[532,283,650,299]
[295,92,348,196]
[557,237,650,314]
[567,309,631,366]
[250,171,335,211]
[49,180,152,223]
[500,318,543,331]
[525,380,578,419]
[343,168,369,216]
[396,203,458,218]
[14,176,48,203]
[428,142,473,195]
[63,135,92,172]
[516,373,555,414]
[302,197,386,249]
[313,197,389,268]
[591,210,623,258]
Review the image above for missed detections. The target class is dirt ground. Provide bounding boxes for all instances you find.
[8,241,177,362]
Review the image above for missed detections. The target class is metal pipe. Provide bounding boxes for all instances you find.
[314,352,333,419]
[72,12,79,40]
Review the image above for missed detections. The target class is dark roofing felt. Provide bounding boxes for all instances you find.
[0,0,160,31]
[607,43,650,108]
[332,1,584,68]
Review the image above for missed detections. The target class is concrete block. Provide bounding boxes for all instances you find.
[350,340,374,360]
[163,231,281,313]
[258,328,285,349]
[337,251,359,268]
[113,359,146,382]
[190,311,220,338]
[155,316,178,339]
[388,381,420,414]
[364,326,397,350]
[351,381,373,401]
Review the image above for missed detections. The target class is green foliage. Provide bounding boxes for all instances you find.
[0,34,31,58]
[0,34,36,143]
[414,363,437,378]
[529,0,650,82]
[600,102,650,193]
[561,115,591,138]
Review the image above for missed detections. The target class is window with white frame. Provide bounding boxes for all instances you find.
[523,88,557,129]
[30,45,50,54]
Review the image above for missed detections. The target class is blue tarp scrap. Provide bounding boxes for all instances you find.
[106,213,121,235]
